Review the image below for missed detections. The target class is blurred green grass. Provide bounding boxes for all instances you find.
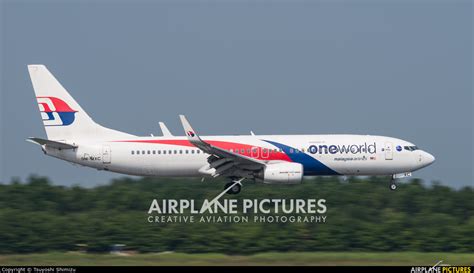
[0,252,473,266]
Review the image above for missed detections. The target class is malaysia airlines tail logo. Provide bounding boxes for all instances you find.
[36,96,77,126]
[187,131,195,137]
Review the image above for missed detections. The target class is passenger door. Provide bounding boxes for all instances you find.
[384,142,393,160]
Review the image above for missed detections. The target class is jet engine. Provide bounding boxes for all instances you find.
[257,162,303,184]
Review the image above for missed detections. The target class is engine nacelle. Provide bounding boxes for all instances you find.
[258,162,303,184]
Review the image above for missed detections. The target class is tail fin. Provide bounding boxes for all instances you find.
[28,65,134,140]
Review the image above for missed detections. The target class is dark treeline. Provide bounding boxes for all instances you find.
[0,176,472,254]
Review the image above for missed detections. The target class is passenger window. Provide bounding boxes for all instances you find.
[241,149,245,153]
[185,150,189,154]
[169,150,172,154]
[152,150,156,154]
[163,150,167,154]
[158,150,161,154]
[179,150,182,154]
[131,151,134,155]
[142,150,145,154]
[147,150,150,154]
[191,150,195,154]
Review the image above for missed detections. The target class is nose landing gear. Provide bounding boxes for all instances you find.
[390,172,411,191]
[390,175,398,191]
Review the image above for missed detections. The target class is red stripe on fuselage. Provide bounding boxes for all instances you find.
[114,139,292,161]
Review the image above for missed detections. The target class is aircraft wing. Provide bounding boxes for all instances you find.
[179,115,265,177]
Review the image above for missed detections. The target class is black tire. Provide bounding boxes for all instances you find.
[390,183,397,190]
[225,182,241,194]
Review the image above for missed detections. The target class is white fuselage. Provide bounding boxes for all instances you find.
[44,134,435,178]
[27,65,436,191]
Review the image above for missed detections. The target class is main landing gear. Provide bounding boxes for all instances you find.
[225,183,241,194]
[224,178,244,195]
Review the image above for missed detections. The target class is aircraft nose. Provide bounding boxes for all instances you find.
[423,151,435,166]
[427,153,435,164]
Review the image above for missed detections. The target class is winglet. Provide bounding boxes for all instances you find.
[179,115,202,144]
[178,115,264,166]
[159,122,173,137]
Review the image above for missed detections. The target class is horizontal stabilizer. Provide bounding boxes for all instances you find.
[26,137,77,150]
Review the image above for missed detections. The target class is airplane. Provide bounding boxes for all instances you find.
[26,65,435,194]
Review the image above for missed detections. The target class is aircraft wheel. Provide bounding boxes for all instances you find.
[225,182,241,195]
[390,183,397,191]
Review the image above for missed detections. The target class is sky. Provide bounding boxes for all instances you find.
[1,0,472,188]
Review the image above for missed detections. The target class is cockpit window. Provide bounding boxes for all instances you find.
[404,146,419,151]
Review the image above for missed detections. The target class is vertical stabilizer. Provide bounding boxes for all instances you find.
[28,65,134,140]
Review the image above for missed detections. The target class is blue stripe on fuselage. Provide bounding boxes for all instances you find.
[263,140,339,175]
